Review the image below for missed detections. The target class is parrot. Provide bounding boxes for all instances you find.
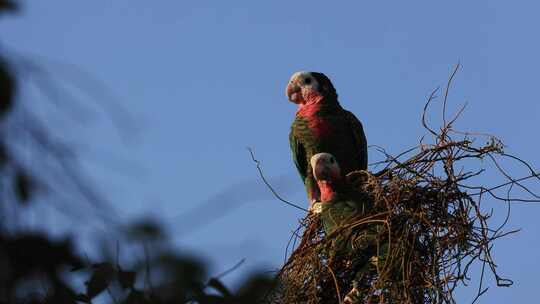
[309,152,368,240]
[310,153,383,304]
[286,71,368,208]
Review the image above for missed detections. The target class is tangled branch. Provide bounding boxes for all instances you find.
[269,64,539,304]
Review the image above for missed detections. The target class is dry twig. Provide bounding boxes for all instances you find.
[268,66,538,304]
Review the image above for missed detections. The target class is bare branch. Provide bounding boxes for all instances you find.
[248,147,307,212]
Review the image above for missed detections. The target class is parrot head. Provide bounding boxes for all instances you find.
[310,153,342,183]
[311,153,343,203]
[286,71,338,106]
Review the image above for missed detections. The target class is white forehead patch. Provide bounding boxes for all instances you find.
[290,71,310,80]
[289,71,319,90]
[310,152,335,169]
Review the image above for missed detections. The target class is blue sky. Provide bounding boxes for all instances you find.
[1,1,539,302]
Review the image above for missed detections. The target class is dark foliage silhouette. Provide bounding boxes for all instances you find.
[0,3,273,303]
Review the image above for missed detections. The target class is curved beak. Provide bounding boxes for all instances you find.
[286,81,302,104]
[312,157,329,181]
[314,165,331,181]
[311,157,341,182]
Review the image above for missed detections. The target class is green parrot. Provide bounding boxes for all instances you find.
[309,153,366,233]
[286,71,368,208]
[310,153,384,304]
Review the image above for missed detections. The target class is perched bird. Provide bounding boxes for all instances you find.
[310,153,377,304]
[287,71,368,207]
[309,153,367,235]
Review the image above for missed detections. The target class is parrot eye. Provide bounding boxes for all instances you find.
[304,77,312,85]
[330,157,335,164]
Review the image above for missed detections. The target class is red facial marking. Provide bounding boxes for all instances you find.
[297,104,332,137]
[296,90,332,137]
[318,181,337,202]
[314,157,342,203]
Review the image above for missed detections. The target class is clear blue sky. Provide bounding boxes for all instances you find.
[1,1,539,302]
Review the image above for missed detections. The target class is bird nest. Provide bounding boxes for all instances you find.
[266,68,539,304]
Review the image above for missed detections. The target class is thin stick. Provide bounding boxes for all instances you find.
[248,147,308,212]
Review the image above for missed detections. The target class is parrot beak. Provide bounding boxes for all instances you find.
[311,153,342,182]
[316,166,331,181]
[312,158,331,181]
[286,81,302,104]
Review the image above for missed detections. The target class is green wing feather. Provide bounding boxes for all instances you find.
[289,129,308,182]
[344,110,368,170]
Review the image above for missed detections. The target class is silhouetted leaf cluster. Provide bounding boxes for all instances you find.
[0,228,273,304]
[0,5,274,303]
[0,0,17,15]
[0,59,15,117]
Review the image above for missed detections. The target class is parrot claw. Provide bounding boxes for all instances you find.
[310,202,323,214]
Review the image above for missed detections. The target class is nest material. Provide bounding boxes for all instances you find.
[260,66,539,304]
[273,136,515,304]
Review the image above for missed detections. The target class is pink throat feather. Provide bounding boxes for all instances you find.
[317,180,339,203]
[295,91,324,117]
[295,92,333,137]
